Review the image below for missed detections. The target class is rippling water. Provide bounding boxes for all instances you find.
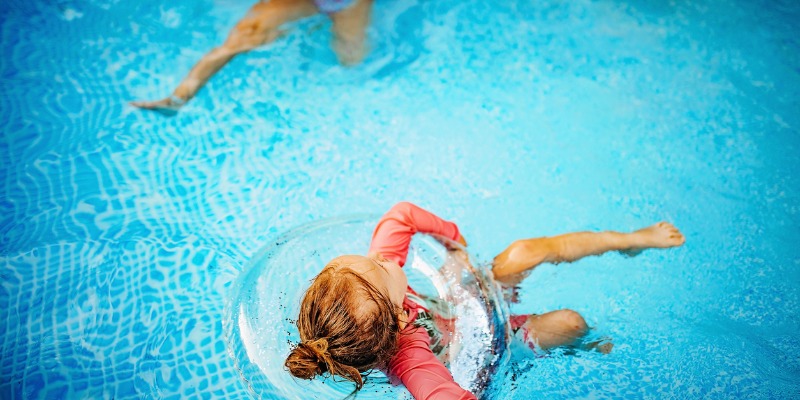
[2,0,799,398]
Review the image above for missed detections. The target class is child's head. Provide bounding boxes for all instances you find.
[284,255,407,389]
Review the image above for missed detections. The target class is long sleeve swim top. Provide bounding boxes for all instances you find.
[369,202,477,400]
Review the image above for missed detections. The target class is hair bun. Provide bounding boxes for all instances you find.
[304,338,330,362]
[285,338,332,380]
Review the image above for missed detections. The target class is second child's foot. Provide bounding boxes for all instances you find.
[333,38,366,66]
[622,222,685,256]
[130,95,186,116]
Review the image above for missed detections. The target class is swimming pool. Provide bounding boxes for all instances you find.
[2,0,798,398]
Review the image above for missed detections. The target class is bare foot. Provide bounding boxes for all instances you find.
[621,222,685,256]
[333,38,366,66]
[130,96,186,116]
[582,337,614,354]
[597,342,614,354]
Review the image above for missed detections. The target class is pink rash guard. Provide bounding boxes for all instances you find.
[368,202,477,400]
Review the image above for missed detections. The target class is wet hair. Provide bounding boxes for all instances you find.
[284,261,403,390]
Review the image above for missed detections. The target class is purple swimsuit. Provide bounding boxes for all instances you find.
[313,0,356,13]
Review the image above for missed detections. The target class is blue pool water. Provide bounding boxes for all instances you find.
[2,0,799,398]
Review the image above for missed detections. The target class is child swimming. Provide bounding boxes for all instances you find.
[131,0,373,113]
[284,202,685,398]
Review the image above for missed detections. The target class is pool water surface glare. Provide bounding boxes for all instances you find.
[1,0,799,398]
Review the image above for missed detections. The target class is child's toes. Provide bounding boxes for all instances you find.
[597,342,614,354]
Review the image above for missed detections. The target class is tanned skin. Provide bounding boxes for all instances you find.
[131,0,373,113]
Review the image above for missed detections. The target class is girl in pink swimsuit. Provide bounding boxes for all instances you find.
[285,202,684,399]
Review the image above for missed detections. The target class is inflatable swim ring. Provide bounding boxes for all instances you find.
[224,216,510,399]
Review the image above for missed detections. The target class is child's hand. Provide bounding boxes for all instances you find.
[502,285,522,304]
[447,247,470,265]
[433,234,467,251]
[495,272,528,304]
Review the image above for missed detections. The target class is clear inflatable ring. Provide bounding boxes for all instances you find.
[224,216,510,399]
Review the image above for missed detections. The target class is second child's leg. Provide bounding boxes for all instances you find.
[492,222,684,286]
[330,0,373,65]
[132,0,318,113]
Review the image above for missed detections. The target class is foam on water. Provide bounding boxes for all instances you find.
[1,0,799,398]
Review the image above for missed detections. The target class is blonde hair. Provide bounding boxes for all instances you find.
[284,265,403,390]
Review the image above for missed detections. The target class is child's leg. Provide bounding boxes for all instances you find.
[132,0,318,112]
[513,310,613,354]
[514,310,587,349]
[492,222,684,285]
[329,0,373,65]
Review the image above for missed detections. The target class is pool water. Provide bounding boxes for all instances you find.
[2,0,799,398]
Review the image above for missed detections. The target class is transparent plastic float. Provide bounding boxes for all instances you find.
[224,216,511,399]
